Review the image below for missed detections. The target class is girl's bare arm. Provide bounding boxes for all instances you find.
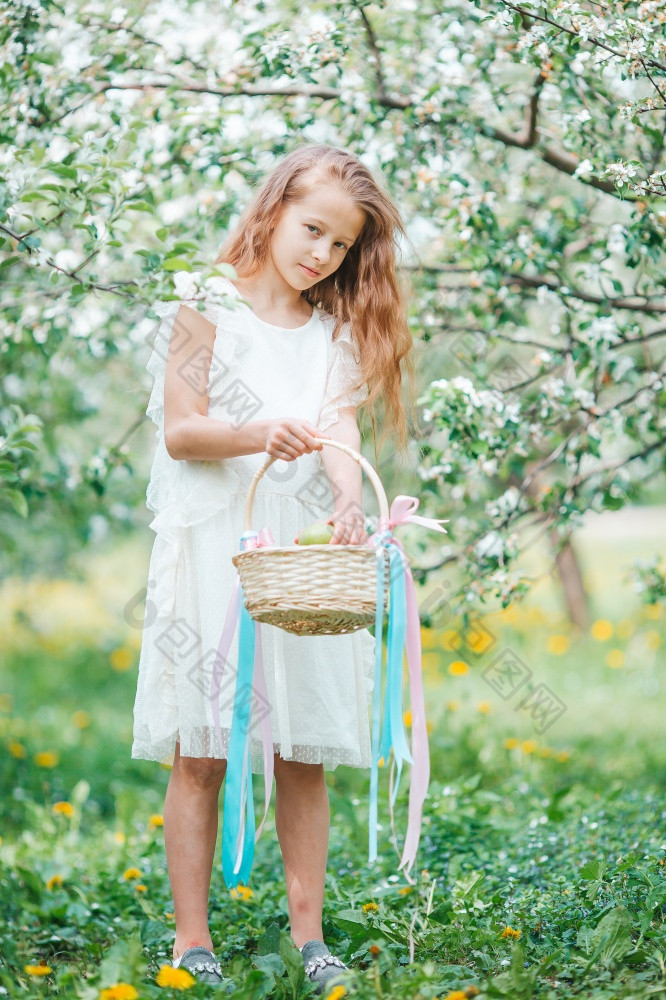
[317,410,362,511]
[162,305,267,459]
[163,305,322,461]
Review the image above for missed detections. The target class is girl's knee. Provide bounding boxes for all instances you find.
[176,753,227,788]
[273,755,324,782]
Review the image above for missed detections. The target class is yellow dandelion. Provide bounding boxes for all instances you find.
[465,987,480,998]
[605,649,624,669]
[362,902,379,912]
[34,750,58,768]
[52,801,74,817]
[556,749,571,762]
[521,740,537,754]
[398,886,412,895]
[446,700,460,711]
[123,867,142,881]
[645,629,662,651]
[155,965,195,989]
[100,985,139,1000]
[644,603,662,620]
[591,619,613,641]
[110,647,134,672]
[547,634,569,655]
[476,701,491,714]
[377,756,385,767]
[403,710,412,728]
[443,992,467,1000]
[448,660,469,676]
[24,964,52,976]
[504,737,520,749]
[464,627,494,656]
[8,740,27,758]
[230,884,253,900]
[537,746,554,758]
[442,629,462,651]
[46,874,64,890]
[501,926,521,939]
[326,987,347,1000]
[165,912,175,919]
[135,883,147,892]
[72,710,91,728]
[148,814,164,827]
[113,831,126,844]
[0,693,13,712]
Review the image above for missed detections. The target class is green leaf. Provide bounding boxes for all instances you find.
[126,201,154,212]
[580,859,605,881]
[253,953,286,979]
[162,258,194,271]
[46,163,78,180]
[0,488,29,518]
[256,922,282,956]
[278,933,305,997]
[588,906,633,967]
[331,908,368,933]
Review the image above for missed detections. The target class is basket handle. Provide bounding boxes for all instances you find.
[242,439,390,533]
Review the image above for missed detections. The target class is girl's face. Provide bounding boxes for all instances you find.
[269,181,366,289]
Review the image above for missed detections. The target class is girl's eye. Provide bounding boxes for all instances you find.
[305,224,347,250]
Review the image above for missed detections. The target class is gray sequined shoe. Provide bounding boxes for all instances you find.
[173,945,235,991]
[300,939,349,996]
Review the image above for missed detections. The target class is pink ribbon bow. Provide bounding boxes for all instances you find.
[378,495,449,535]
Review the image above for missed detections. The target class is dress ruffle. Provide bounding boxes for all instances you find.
[318,317,370,431]
[143,271,259,617]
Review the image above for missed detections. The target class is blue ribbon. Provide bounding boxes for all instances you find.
[221,576,257,888]
[368,531,413,862]
[369,533,387,863]
[224,526,417,878]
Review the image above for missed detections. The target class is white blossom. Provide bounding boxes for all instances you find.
[606,161,638,187]
[573,159,594,180]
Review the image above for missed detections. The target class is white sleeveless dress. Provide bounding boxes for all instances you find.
[131,271,377,771]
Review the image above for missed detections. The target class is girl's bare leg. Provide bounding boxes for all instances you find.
[273,755,329,948]
[163,741,227,961]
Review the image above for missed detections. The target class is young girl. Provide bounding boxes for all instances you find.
[132,143,415,993]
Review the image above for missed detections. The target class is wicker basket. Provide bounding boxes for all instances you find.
[232,440,391,636]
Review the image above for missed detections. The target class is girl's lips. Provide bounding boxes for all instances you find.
[300,264,320,277]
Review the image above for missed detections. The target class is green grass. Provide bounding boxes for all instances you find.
[0,525,665,999]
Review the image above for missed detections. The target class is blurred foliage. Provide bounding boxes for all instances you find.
[1,567,665,997]
[1,0,665,612]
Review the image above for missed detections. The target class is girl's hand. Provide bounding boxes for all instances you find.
[265,418,328,461]
[329,504,368,545]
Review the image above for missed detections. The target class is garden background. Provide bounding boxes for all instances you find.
[1,1,665,998]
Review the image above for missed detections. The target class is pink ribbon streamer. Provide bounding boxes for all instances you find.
[210,527,277,850]
[369,494,448,875]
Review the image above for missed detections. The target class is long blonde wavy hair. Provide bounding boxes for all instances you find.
[214,143,417,464]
